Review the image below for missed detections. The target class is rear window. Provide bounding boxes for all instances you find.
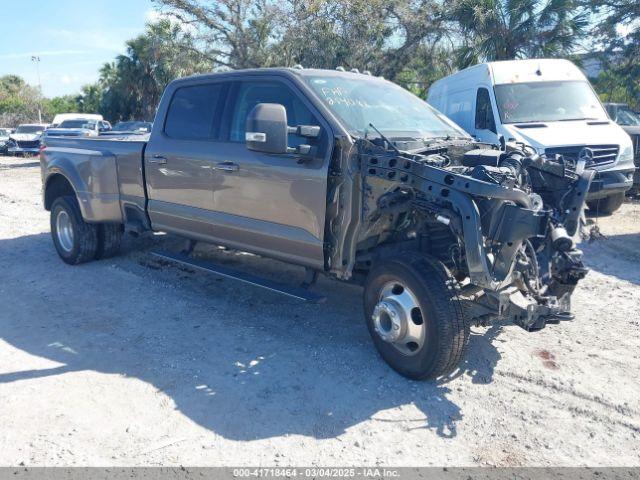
[164,83,224,140]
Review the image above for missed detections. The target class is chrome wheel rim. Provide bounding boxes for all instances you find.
[55,210,74,253]
[372,281,425,356]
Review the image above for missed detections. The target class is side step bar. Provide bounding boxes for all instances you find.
[150,250,326,304]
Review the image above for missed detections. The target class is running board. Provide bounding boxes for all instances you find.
[150,250,326,303]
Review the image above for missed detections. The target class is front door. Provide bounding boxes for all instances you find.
[208,78,332,268]
[145,81,229,238]
[474,86,499,144]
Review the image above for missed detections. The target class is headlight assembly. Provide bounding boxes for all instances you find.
[618,144,634,165]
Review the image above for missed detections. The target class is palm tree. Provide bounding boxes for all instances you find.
[450,0,590,67]
[90,20,212,121]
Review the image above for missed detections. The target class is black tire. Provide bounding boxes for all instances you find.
[587,192,625,216]
[95,223,123,259]
[363,254,470,380]
[50,196,98,265]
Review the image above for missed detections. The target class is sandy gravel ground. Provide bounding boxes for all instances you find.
[0,155,639,467]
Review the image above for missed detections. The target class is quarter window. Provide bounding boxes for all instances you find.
[165,83,224,140]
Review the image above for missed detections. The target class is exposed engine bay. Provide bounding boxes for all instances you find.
[326,136,593,332]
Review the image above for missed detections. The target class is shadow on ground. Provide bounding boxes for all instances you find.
[0,232,504,441]
[581,232,640,285]
[0,161,40,169]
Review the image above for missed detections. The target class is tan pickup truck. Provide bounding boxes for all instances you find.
[40,67,592,379]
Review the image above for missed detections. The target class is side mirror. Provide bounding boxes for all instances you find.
[245,103,289,154]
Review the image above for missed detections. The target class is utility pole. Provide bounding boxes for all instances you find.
[31,56,42,124]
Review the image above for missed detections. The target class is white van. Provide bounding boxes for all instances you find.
[50,113,103,128]
[427,59,635,213]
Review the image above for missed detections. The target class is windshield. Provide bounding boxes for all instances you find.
[304,75,467,140]
[113,121,150,131]
[614,107,640,126]
[58,120,96,129]
[494,81,607,124]
[113,121,137,131]
[0,129,9,137]
[16,125,44,134]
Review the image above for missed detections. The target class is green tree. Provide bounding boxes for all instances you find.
[44,95,79,118]
[155,0,450,85]
[0,75,43,125]
[450,0,590,67]
[586,0,640,109]
[77,19,211,122]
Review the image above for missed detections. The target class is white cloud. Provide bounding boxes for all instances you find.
[45,27,139,53]
[0,50,91,60]
[145,8,164,23]
[144,7,198,34]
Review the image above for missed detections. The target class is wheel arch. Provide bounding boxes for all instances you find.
[44,173,78,211]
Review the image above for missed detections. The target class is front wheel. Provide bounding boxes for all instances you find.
[50,196,98,265]
[363,254,469,380]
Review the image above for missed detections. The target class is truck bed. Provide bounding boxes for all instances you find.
[41,135,149,224]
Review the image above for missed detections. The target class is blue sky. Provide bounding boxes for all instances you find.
[0,0,157,97]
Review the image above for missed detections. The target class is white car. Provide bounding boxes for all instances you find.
[43,119,111,138]
[427,58,635,213]
[50,113,103,128]
[0,128,11,154]
[7,124,48,156]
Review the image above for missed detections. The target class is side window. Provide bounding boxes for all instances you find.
[475,87,496,133]
[229,80,317,147]
[165,83,224,140]
[445,92,473,132]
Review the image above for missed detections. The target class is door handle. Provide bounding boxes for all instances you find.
[148,154,167,164]
[215,162,239,172]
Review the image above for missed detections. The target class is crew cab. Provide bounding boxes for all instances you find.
[41,68,592,379]
[427,59,634,214]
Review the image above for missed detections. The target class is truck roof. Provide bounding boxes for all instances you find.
[486,58,585,85]
[170,67,387,85]
[429,58,586,89]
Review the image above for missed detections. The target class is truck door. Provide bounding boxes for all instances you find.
[474,87,499,144]
[145,81,229,237]
[208,78,332,269]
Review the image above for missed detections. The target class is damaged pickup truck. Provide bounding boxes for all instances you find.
[40,68,592,379]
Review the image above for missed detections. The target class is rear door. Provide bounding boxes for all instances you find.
[145,80,229,238]
[207,77,332,268]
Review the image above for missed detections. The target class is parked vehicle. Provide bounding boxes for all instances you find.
[8,123,48,156]
[106,121,153,134]
[0,128,11,154]
[50,113,103,128]
[44,119,112,138]
[41,68,592,379]
[604,103,640,194]
[427,59,634,214]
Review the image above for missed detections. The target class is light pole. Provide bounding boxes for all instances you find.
[31,55,42,123]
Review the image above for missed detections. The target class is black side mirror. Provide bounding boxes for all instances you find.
[245,103,289,154]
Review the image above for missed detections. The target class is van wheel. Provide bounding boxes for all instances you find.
[50,196,98,265]
[95,223,123,259]
[363,254,469,380]
[587,192,625,215]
